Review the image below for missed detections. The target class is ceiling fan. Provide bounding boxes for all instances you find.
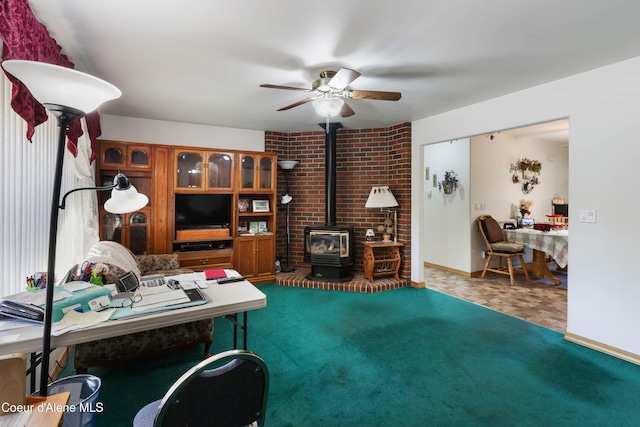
[260,68,401,118]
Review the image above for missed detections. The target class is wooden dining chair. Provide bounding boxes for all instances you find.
[476,214,530,285]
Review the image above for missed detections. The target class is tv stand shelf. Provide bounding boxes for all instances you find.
[176,228,230,241]
[177,248,233,271]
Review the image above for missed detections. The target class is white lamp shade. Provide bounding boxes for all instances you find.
[2,60,121,113]
[278,160,299,170]
[281,194,293,205]
[313,97,344,117]
[365,186,399,208]
[104,185,149,214]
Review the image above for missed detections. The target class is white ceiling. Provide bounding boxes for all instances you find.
[26,0,640,133]
[501,119,569,144]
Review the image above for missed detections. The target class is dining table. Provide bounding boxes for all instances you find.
[503,228,568,285]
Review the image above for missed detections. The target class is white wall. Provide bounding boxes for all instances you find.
[422,138,471,272]
[411,56,640,356]
[101,115,265,151]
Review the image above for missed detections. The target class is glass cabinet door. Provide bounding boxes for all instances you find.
[129,148,150,168]
[176,152,204,188]
[259,156,273,189]
[103,147,124,165]
[208,153,232,189]
[241,155,255,189]
[128,212,148,255]
[102,213,123,243]
[101,144,151,169]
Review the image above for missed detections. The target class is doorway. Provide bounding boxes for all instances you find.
[422,119,569,331]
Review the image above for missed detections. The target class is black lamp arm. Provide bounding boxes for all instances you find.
[59,184,115,210]
[58,172,131,210]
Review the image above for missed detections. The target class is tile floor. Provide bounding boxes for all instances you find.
[423,264,567,332]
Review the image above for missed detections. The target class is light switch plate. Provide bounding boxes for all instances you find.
[579,209,597,223]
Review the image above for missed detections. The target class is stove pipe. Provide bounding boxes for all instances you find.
[324,122,342,226]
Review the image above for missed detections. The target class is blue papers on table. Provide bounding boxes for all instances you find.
[110,284,207,320]
[1,282,112,323]
[131,287,191,311]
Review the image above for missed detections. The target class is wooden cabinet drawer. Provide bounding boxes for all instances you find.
[178,249,233,271]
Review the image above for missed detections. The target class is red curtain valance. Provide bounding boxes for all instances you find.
[0,0,102,162]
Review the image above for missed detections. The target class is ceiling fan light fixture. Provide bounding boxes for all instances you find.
[312,97,344,117]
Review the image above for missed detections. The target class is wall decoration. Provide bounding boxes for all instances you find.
[432,173,437,188]
[510,157,542,193]
[425,167,430,181]
[438,170,459,194]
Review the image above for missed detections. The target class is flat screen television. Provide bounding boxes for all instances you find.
[175,194,231,230]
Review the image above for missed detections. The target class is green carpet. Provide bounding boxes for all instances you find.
[61,284,640,426]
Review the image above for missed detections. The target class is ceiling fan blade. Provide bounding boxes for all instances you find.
[340,102,355,117]
[260,84,310,92]
[277,98,314,111]
[328,68,361,90]
[347,90,402,101]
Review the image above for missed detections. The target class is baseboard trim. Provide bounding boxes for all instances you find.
[564,333,640,366]
[411,280,426,288]
[423,262,473,277]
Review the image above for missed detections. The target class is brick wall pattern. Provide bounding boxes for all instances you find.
[265,122,411,280]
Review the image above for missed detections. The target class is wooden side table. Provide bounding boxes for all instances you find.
[362,242,403,283]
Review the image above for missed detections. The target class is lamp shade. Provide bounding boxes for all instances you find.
[278,160,299,170]
[365,186,399,208]
[313,97,344,117]
[103,173,149,214]
[2,60,121,113]
[104,186,148,214]
[281,194,293,205]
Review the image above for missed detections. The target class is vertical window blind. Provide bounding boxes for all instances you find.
[1,70,98,299]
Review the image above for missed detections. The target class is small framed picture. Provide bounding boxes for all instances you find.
[249,221,259,234]
[238,221,248,233]
[238,198,251,213]
[258,221,267,233]
[252,200,270,212]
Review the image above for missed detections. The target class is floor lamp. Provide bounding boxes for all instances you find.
[1,60,131,396]
[278,160,298,272]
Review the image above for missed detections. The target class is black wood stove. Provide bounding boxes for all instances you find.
[304,122,355,281]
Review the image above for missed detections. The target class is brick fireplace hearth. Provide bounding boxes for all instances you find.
[276,268,409,293]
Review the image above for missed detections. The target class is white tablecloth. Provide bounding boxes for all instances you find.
[504,229,569,269]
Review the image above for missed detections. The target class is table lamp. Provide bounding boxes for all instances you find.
[2,60,127,396]
[365,186,399,242]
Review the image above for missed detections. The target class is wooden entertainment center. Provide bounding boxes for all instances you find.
[96,140,277,283]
